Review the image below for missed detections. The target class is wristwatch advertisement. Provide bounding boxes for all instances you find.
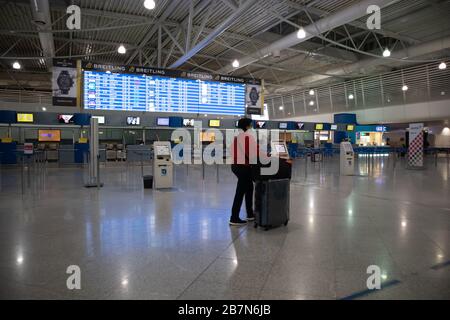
[57,70,74,95]
[245,83,264,115]
[52,59,78,107]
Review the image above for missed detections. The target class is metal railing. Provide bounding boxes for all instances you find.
[0,89,52,105]
[269,60,450,118]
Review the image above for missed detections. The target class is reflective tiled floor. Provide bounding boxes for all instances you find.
[0,156,449,300]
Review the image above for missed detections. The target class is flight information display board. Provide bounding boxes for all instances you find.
[82,63,255,116]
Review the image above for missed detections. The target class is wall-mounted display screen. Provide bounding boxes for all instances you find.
[347,125,355,131]
[92,116,105,124]
[318,131,330,141]
[279,123,288,129]
[183,119,195,127]
[274,143,287,153]
[127,116,140,125]
[58,114,74,124]
[157,117,170,126]
[315,124,324,130]
[83,70,246,116]
[331,124,338,131]
[209,120,221,127]
[155,145,171,156]
[17,113,34,123]
[38,130,61,142]
[255,121,266,129]
[200,132,216,142]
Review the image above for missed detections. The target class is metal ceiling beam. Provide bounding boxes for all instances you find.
[283,0,420,45]
[219,0,238,11]
[274,35,450,92]
[169,0,259,68]
[217,0,399,74]
[29,0,54,71]
[125,0,182,65]
[1,1,302,60]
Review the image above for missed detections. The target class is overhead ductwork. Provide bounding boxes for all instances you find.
[274,35,450,93]
[217,0,399,74]
[29,0,55,70]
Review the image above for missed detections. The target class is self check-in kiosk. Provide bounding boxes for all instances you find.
[271,140,289,159]
[153,141,173,189]
[340,141,354,175]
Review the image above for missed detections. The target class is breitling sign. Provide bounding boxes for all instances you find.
[52,59,79,107]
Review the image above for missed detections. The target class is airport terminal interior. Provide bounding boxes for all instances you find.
[0,0,449,301]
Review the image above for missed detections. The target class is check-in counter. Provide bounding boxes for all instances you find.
[0,142,17,164]
[126,145,152,162]
[59,145,75,164]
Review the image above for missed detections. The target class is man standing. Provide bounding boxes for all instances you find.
[229,118,259,226]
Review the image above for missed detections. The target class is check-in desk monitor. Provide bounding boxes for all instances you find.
[340,141,354,176]
[153,142,173,189]
[271,141,289,159]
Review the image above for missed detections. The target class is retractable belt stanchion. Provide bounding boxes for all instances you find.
[85,117,103,188]
[0,153,2,193]
[202,160,205,181]
[435,150,438,167]
[216,163,219,183]
[27,155,31,189]
[304,151,308,179]
[97,154,101,189]
[21,156,25,195]
[394,149,397,170]
[140,152,144,178]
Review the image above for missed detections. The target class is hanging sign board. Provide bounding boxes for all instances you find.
[52,59,78,106]
[246,80,264,115]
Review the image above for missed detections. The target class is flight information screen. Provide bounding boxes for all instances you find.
[83,70,246,116]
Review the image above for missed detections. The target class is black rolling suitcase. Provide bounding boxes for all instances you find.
[254,178,290,231]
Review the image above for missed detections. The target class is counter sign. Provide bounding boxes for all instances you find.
[24,143,33,155]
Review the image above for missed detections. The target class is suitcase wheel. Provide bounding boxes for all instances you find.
[264,226,270,231]
[284,220,289,226]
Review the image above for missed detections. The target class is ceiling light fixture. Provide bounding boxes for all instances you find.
[279,106,284,110]
[144,0,156,10]
[382,48,391,57]
[12,61,21,70]
[348,94,354,100]
[402,85,408,91]
[309,101,315,106]
[297,27,306,39]
[309,89,315,96]
[118,45,126,54]
[439,62,447,70]
[232,59,240,68]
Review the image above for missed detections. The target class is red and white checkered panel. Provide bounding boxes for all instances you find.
[408,132,423,167]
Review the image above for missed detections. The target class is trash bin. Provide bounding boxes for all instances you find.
[143,175,153,189]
